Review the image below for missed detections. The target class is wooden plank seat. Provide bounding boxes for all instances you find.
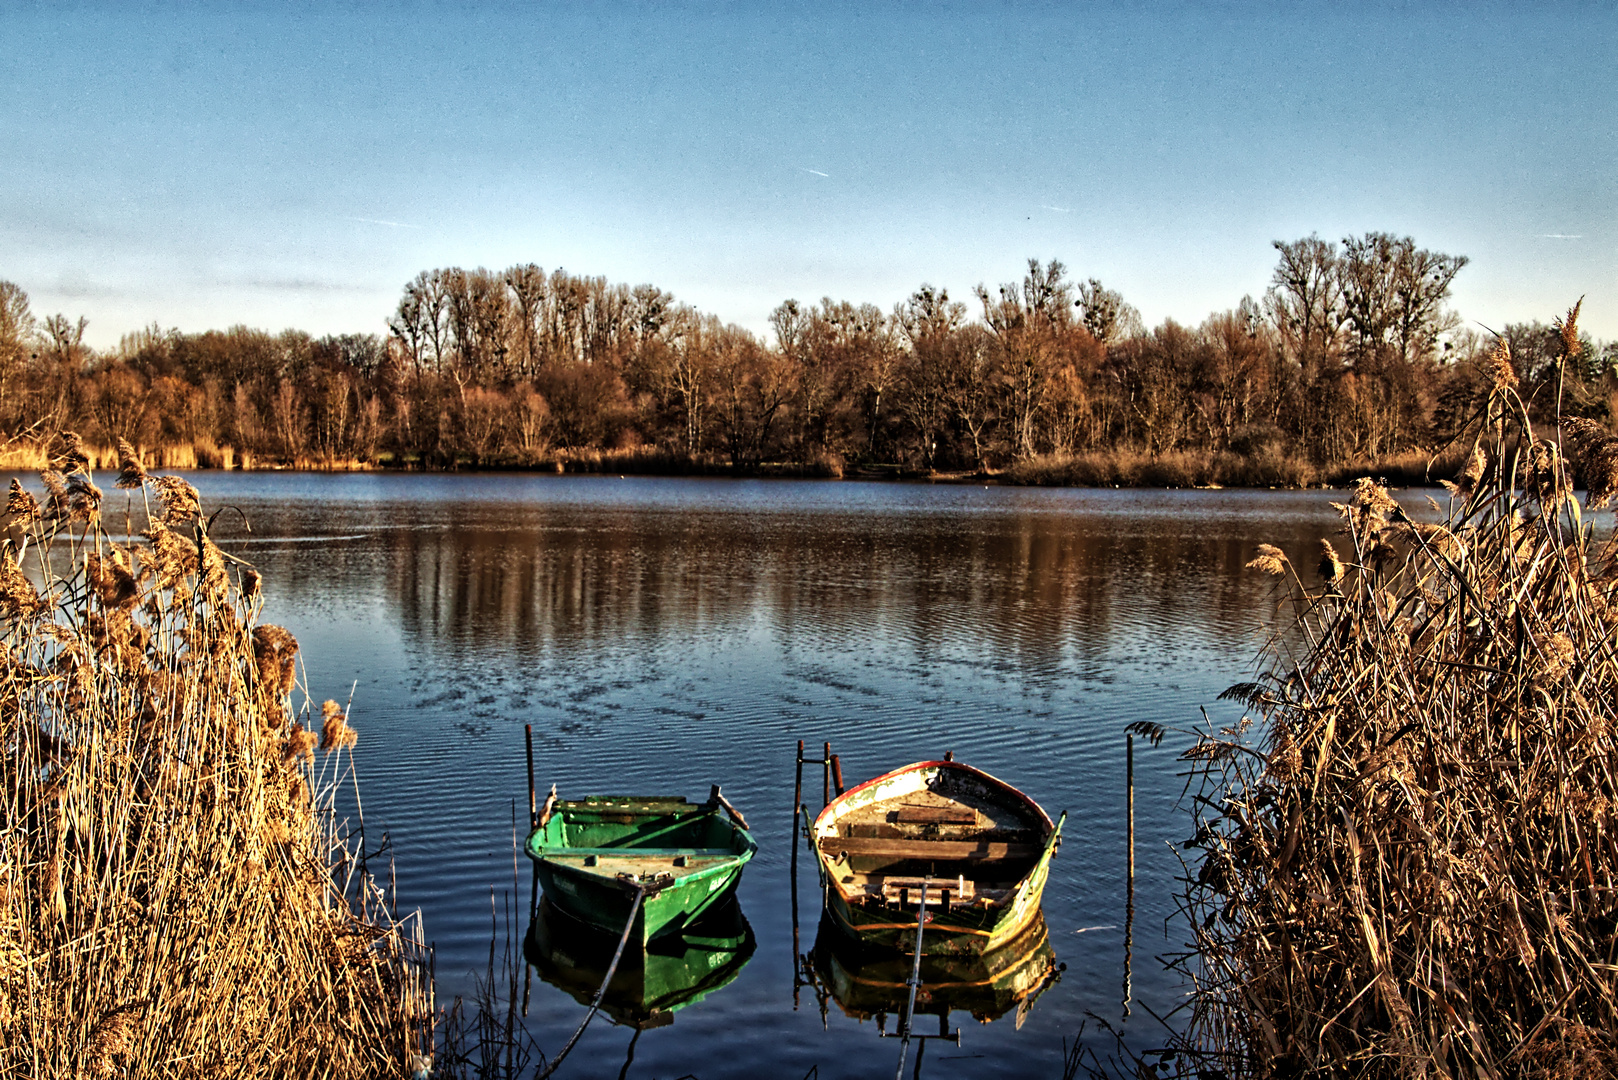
[818,836,1038,861]
[839,822,1040,842]
[892,804,978,825]
[877,875,978,905]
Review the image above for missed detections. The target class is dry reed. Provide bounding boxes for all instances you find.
[1172,334,1618,1077]
[0,445,433,1077]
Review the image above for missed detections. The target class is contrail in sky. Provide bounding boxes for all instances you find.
[347,216,423,229]
[797,167,829,178]
[1538,233,1582,239]
[1041,204,1072,213]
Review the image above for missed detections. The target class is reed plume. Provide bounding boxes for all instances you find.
[151,474,200,526]
[1245,544,1288,577]
[114,438,147,489]
[321,700,359,751]
[6,478,39,525]
[51,430,89,474]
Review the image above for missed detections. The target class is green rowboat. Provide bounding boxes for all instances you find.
[525,787,756,944]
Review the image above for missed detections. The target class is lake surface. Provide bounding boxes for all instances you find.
[179,473,1348,1078]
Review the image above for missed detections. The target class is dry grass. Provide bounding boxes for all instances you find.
[1172,344,1618,1077]
[0,436,431,1077]
[1005,447,1318,489]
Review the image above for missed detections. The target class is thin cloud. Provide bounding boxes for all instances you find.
[347,216,423,229]
[231,275,371,294]
[796,167,830,178]
[1538,233,1582,239]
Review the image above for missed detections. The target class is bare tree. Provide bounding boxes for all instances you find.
[978,259,1072,460]
[895,285,964,468]
[1075,278,1141,349]
[1265,235,1345,375]
[0,281,38,433]
[504,264,547,378]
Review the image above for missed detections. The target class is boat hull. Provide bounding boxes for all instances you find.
[526,795,756,944]
[820,830,1058,954]
[533,853,750,942]
[811,761,1061,955]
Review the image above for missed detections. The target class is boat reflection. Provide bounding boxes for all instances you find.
[807,908,1061,1032]
[525,894,756,1029]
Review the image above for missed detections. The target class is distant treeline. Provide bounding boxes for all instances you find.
[0,233,1611,480]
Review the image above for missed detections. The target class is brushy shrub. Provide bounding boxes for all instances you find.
[0,434,430,1078]
[1169,338,1618,1077]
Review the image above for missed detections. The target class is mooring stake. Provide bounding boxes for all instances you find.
[525,724,537,829]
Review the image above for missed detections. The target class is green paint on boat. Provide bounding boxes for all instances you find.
[526,793,756,944]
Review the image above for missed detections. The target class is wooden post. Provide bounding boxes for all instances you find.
[823,741,832,808]
[1127,734,1135,886]
[943,750,953,762]
[831,755,845,797]
[791,740,803,1007]
[1125,732,1136,1018]
[525,724,536,829]
[794,740,805,820]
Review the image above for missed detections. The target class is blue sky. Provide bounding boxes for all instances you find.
[4,2,1614,347]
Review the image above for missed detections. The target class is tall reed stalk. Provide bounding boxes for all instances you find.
[0,435,430,1077]
[1174,320,1618,1077]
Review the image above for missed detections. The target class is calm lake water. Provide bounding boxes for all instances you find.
[177,473,1348,1078]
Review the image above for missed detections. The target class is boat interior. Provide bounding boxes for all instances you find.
[817,779,1046,910]
[538,796,748,884]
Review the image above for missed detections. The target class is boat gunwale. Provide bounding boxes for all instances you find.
[811,759,1053,836]
[524,799,757,901]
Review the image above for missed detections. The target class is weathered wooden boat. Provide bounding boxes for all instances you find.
[525,894,756,1029]
[525,786,756,944]
[810,759,1063,955]
[811,909,1060,1027]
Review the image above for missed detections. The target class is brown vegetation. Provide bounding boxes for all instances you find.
[3,238,1610,482]
[0,439,430,1076]
[1166,320,1618,1076]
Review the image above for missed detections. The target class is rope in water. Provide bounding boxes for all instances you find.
[536,883,647,1080]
